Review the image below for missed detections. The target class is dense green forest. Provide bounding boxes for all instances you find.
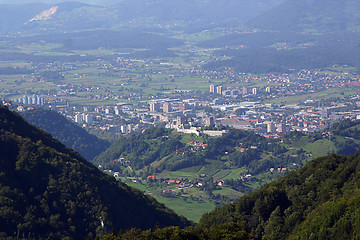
[93,127,187,171]
[0,106,189,239]
[103,153,360,239]
[21,108,110,161]
[102,221,253,240]
[199,153,360,239]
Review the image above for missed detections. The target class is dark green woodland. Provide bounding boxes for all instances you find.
[0,106,189,239]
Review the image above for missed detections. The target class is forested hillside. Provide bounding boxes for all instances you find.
[0,106,189,239]
[21,108,110,161]
[199,153,360,239]
[93,127,290,175]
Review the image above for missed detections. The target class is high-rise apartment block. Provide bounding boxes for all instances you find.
[163,102,171,113]
[252,87,257,95]
[150,102,159,112]
[216,86,223,95]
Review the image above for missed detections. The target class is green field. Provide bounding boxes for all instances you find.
[212,187,244,200]
[154,195,215,223]
[212,170,231,180]
[287,135,336,159]
[302,139,335,158]
[163,170,199,179]
[223,168,247,180]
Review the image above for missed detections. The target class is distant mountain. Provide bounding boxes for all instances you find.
[26,2,96,24]
[197,29,360,73]
[110,0,286,24]
[21,108,110,161]
[247,0,360,32]
[0,106,189,239]
[22,2,105,31]
[0,2,103,32]
[198,153,360,239]
[0,0,286,33]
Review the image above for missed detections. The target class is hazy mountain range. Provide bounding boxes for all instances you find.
[1,0,359,34]
[0,0,285,33]
[248,0,360,32]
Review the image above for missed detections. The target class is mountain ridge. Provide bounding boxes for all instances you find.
[21,108,110,161]
[1,0,286,33]
[247,0,360,32]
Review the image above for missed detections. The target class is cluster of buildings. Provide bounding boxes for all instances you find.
[210,84,271,97]
[64,104,145,134]
[146,175,224,189]
[13,95,44,106]
[46,84,360,138]
[5,60,360,139]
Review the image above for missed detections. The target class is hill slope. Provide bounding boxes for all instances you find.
[21,108,110,161]
[248,0,360,32]
[0,106,189,239]
[199,153,360,239]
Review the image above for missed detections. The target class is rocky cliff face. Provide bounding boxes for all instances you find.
[27,6,59,23]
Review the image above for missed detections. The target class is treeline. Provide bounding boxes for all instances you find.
[0,66,33,74]
[102,222,252,240]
